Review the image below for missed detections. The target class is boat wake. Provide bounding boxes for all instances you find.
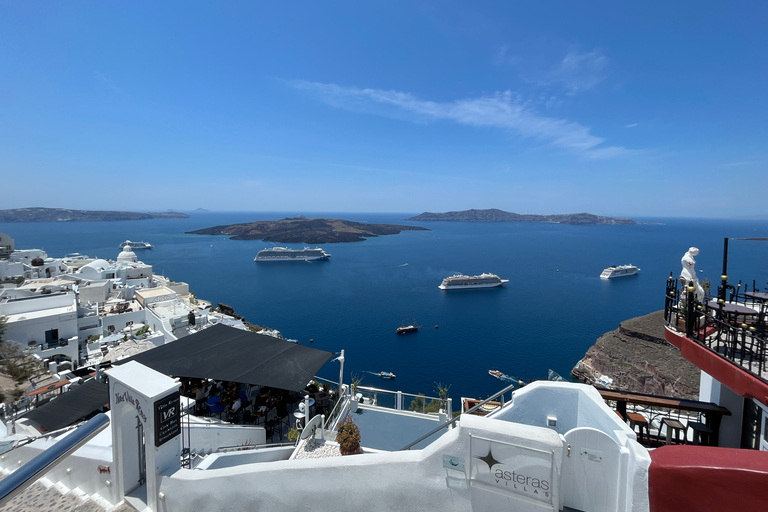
[490,371,517,382]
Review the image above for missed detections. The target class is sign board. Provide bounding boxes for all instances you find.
[443,454,466,474]
[154,392,180,447]
[470,435,554,504]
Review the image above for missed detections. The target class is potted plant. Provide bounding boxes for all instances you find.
[336,415,361,455]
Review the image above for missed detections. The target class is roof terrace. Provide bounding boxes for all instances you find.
[663,237,768,409]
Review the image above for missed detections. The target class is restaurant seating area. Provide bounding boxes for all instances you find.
[599,388,730,448]
[179,377,337,442]
[666,275,768,383]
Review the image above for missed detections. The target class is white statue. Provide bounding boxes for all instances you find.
[680,247,704,302]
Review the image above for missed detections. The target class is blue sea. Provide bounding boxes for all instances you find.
[3,213,768,403]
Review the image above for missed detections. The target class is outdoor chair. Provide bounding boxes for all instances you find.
[207,396,226,419]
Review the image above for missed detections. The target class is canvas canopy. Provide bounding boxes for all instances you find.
[21,379,108,433]
[120,323,335,392]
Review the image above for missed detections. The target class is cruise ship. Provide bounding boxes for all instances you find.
[438,273,509,290]
[119,240,153,250]
[599,264,640,279]
[254,246,331,262]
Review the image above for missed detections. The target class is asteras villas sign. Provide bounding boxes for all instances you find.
[469,435,554,505]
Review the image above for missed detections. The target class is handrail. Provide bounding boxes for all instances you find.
[400,382,517,450]
[215,442,295,453]
[0,413,110,507]
[356,385,441,401]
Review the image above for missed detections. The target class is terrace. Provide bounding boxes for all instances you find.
[663,241,768,390]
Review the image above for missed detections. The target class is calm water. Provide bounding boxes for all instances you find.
[3,213,768,403]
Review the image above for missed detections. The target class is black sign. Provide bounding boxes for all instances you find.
[154,392,180,447]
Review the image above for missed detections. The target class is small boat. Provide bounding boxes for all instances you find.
[488,369,504,379]
[396,325,420,334]
[379,371,396,379]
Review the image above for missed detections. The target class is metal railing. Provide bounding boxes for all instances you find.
[0,413,110,507]
[400,382,517,451]
[664,275,768,383]
[354,385,445,413]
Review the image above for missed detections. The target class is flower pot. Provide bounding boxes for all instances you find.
[339,443,360,455]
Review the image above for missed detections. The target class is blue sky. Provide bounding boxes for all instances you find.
[1,1,766,217]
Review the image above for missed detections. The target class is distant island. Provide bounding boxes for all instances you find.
[187,217,429,243]
[0,207,190,222]
[407,209,635,225]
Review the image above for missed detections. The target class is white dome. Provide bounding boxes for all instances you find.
[117,245,137,263]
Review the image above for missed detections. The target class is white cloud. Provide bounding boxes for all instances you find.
[626,123,638,128]
[95,71,122,94]
[550,48,609,95]
[289,80,625,159]
[722,160,759,168]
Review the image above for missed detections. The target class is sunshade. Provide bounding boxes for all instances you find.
[119,323,335,392]
[21,379,108,433]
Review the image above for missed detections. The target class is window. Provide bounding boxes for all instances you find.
[44,329,59,344]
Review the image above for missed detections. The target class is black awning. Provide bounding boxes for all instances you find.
[21,379,108,433]
[120,323,335,392]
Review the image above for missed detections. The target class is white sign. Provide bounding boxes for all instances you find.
[470,435,553,504]
[443,454,466,474]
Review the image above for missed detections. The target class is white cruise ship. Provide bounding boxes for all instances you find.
[119,240,153,250]
[599,264,640,279]
[254,246,331,262]
[438,273,509,290]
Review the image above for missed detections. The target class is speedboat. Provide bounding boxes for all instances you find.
[379,371,396,379]
[488,369,504,379]
[396,325,419,334]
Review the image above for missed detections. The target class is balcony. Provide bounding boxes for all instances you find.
[663,274,768,404]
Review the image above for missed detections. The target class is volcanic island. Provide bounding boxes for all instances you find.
[186,217,429,244]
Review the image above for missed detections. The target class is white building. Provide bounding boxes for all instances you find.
[0,292,79,363]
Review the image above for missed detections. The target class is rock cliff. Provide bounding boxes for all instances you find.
[572,310,700,399]
[0,207,189,222]
[407,208,635,225]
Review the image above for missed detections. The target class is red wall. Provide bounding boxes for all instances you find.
[649,445,768,512]
[664,327,768,408]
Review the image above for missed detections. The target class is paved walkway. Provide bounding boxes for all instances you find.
[0,481,136,512]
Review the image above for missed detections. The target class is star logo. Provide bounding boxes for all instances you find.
[474,447,502,471]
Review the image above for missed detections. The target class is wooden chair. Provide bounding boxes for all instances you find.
[661,418,686,445]
[626,412,650,443]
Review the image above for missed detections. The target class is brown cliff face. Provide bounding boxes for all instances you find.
[572,310,700,399]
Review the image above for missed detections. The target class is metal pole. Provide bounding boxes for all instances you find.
[686,281,695,338]
[720,237,729,302]
[337,350,345,394]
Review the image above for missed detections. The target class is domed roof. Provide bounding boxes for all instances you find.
[81,259,111,272]
[30,257,45,267]
[117,245,137,263]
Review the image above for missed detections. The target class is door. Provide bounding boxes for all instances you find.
[560,427,621,512]
[137,416,146,486]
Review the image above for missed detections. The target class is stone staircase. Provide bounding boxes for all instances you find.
[0,476,136,512]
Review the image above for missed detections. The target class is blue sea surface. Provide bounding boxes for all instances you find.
[3,213,768,403]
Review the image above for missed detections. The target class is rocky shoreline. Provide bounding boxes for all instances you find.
[572,310,700,399]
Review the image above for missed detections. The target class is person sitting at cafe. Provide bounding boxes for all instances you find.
[254,388,271,416]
